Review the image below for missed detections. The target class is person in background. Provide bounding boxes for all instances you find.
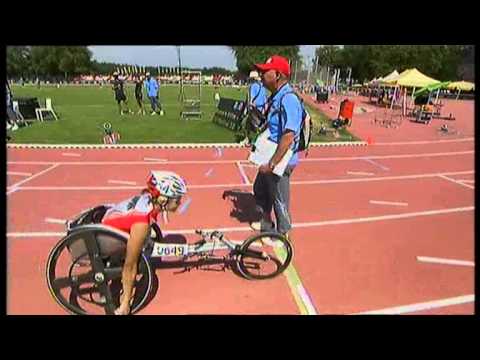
[112,72,132,115]
[134,75,146,115]
[144,73,164,116]
[6,80,19,131]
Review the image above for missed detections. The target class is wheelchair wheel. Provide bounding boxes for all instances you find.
[46,226,153,315]
[236,232,293,280]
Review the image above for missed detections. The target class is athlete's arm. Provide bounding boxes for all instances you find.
[116,221,149,315]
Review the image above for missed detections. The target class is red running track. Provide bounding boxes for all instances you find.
[6,136,475,315]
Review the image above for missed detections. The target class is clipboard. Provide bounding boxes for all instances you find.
[247,128,293,176]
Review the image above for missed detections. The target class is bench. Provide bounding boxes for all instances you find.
[212,97,246,131]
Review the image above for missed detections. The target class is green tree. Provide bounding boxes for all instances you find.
[229,46,301,76]
[6,46,32,77]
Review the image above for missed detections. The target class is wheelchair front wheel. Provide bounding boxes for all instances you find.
[236,232,293,280]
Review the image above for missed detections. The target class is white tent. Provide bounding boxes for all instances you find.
[380,70,400,84]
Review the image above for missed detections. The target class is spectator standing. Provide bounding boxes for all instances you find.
[144,73,163,116]
[134,75,146,115]
[250,55,304,241]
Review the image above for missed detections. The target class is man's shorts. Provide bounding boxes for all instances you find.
[115,92,127,103]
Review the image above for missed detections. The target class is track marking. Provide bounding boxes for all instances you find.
[7,206,474,238]
[7,170,475,191]
[438,175,475,190]
[7,164,60,195]
[204,168,214,177]
[416,256,474,267]
[236,161,250,185]
[7,171,33,176]
[143,157,167,162]
[369,200,408,207]
[273,246,317,315]
[61,153,81,157]
[363,158,390,171]
[457,179,474,184]
[353,294,475,315]
[7,150,474,166]
[296,284,318,315]
[373,137,474,145]
[45,218,67,224]
[107,180,137,186]
[347,171,375,176]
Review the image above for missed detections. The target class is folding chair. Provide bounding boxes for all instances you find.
[35,98,59,121]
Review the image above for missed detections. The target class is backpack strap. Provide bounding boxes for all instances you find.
[277,90,304,149]
[249,81,263,105]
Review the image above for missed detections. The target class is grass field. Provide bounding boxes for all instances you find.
[8,84,355,144]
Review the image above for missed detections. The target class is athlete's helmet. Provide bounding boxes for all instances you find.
[147,171,187,198]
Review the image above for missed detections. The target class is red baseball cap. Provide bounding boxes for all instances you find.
[255,55,291,77]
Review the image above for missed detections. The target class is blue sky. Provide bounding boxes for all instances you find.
[89,45,320,70]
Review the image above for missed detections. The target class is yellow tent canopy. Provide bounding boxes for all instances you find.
[447,81,475,91]
[384,68,439,88]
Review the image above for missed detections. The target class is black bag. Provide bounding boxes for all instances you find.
[245,82,267,132]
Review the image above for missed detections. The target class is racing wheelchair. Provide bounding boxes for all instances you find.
[46,206,293,315]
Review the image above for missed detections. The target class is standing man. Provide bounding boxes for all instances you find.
[250,55,303,241]
[112,72,132,115]
[240,71,269,145]
[6,80,19,131]
[144,73,164,116]
[134,75,146,115]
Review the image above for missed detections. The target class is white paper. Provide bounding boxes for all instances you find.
[248,128,293,176]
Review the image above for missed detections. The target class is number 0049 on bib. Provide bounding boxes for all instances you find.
[151,243,189,257]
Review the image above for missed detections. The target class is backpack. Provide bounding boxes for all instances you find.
[245,82,267,132]
[278,91,313,154]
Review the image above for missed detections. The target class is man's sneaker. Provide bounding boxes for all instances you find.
[151,111,156,116]
[6,123,12,130]
[281,233,291,242]
[250,221,274,232]
[12,124,19,131]
[160,110,164,116]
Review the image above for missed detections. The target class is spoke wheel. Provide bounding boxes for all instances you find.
[46,226,153,315]
[236,232,293,280]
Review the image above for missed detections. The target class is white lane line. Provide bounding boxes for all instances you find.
[416,256,474,267]
[7,232,66,237]
[7,150,474,166]
[373,137,474,145]
[107,180,138,186]
[347,171,375,176]
[457,179,475,184]
[7,164,60,195]
[143,157,168,162]
[6,170,475,191]
[236,161,250,185]
[438,175,475,190]
[7,171,33,176]
[370,200,408,207]
[296,284,318,315]
[45,218,67,224]
[363,158,390,171]
[353,294,475,315]
[7,206,474,238]
[61,153,81,157]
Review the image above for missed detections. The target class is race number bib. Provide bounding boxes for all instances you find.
[151,243,189,258]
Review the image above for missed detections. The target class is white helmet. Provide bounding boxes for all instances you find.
[147,171,187,198]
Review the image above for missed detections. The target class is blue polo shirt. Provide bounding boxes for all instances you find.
[249,81,268,111]
[145,77,159,97]
[267,83,303,167]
